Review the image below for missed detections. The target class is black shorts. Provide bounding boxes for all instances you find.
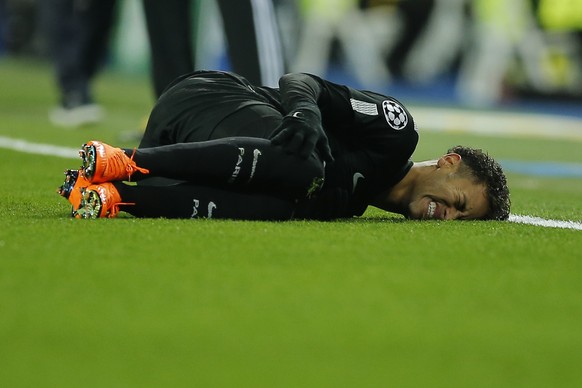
[139,71,283,148]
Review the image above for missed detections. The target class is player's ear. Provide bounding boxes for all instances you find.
[437,153,462,169]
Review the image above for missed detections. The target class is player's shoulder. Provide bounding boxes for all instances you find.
[348,89,415,130]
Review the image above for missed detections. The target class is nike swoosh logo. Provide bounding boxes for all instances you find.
[352,172,365,193]
[247,149,262,182]
[207,202,217,219]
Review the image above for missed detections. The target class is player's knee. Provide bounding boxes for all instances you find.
[294,153,325,195]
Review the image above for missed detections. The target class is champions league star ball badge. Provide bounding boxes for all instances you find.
[382,100,408,130]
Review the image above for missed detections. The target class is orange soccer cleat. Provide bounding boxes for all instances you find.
[79,140,149,183]
[70,182,126,219]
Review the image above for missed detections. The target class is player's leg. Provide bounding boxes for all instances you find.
[40,0,115,128]
[68,180,295,220]
[78,136,324,198]
[142,0,195,97]
[217,0,285,87]
[79,0,117,82]
[125,86,324,197]
[117,182,295,220]
[131,137,324,197]
[41,0,91,108]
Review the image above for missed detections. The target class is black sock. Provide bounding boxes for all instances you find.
[115,181,295,220]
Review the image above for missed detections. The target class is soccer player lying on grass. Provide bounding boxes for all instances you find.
[57,71,510,221]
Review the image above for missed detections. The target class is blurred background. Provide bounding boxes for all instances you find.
[0,0,581,124]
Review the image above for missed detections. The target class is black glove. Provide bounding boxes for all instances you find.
[270,109,334,163]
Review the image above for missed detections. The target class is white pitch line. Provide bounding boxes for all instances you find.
[509,214,582,230]
[0,135,78,159]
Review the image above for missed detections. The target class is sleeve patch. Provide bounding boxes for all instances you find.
[350,98,378,116]
[382,100,408,130]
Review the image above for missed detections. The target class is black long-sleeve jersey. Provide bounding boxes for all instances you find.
[140,70,419,219]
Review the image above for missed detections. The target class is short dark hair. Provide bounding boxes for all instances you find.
[447,145,510,220]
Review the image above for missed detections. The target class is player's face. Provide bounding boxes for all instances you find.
[407,158,489,221]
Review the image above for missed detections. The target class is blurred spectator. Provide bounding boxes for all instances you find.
[292,0,390,88]
[39,0,117,127]
[142,0,286,98]
[0,0,5,55]
[0,0,39,55]
[2,0,578,115]
[400,0,467,84]
[371,0,437,79]
[272,0,302,67]
[528,0,582,101]
[457,0,582,106]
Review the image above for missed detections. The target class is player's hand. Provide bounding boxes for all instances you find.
[270,110,334,163]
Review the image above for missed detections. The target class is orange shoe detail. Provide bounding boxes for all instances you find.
[80,140,149,183]
[72,182,132,219]
[57,169,91,207]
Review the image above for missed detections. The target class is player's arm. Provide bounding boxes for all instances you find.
[269,73,334,163]
[316,82,419,165]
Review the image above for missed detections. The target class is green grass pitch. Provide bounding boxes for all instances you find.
[0,58,581,387]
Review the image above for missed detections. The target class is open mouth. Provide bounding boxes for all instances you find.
[427,201,436,219]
